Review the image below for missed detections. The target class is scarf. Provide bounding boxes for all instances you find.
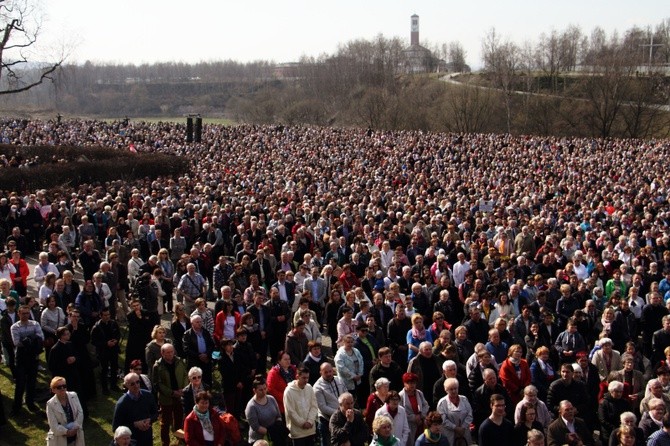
[308,352,322,363]
[276,364,295,384]
[372,434,399,446]
[423,429,443,443]
[193,406,213,435]
[411,325,427,341]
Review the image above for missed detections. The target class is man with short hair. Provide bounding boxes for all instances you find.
[152,343,188,446]
[479,393,514,446]
[284,366,318,446]
[10,304,43,416]
[329,392,368,446]
[90,307,121,394]
[547,363,589,417]
[183,314,215,386]
[112,372,159,446]
[314,363,347,446]
[547,400,594,446]
[177,262,207,314]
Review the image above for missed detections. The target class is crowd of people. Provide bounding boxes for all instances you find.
[1,118,670,446]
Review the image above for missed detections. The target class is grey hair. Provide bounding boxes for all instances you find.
[374,377,391,389]
[608,380,624,393]
[114,426,132,439]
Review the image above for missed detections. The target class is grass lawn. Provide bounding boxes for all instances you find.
[0,354,120,445]
[0,321,203,446]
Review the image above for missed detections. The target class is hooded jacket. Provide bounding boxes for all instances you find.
[283,379,318,439]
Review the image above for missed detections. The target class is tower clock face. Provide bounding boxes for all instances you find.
[411,19,418,32]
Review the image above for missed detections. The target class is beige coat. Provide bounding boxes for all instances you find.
[46,392,85,446]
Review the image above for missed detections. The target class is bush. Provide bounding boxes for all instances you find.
[0,144,189,190]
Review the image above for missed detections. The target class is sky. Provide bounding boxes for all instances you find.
[39,0,668,69]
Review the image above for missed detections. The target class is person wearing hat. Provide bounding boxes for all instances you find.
[399,372,429,443]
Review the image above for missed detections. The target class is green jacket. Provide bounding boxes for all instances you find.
[152,356,189,406]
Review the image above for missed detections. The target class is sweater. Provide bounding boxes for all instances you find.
[283,380,318,439]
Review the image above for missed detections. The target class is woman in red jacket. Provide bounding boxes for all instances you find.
[9,250,29,297]
[499,344,532,406]
[184,390,226,446]
[213,300,241,345]
[266,351,296,415]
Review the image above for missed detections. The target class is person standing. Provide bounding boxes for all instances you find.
[266,286,291,364]
[479,393,515,446]
[10,304,44,416]
[283,366,318,446]
[112,372,159,446]
[90,307,121,394]
[329,392,369,446]
[152,343,188,446]
[183,314,215,387]
[45,376,85,446]
[314,363,348,446]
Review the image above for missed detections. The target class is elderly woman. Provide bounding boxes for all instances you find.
[184,390,226,446]
[334,334,365,394]
[592,338,622,382]
[110,426,134,446]
[369,415,401,446]
[365,377,391,429]
[46,376,85,446]
[374,391,410,446]
[436,377,473,446]
[182,367,211,422]
[599,381,633,445]
[608,412,645,446]
[639,397,666,437]
[415,411,450,446]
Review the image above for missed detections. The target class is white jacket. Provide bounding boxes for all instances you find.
[375,404,410,446]
[46,392,85,446]
[283,379,318,440]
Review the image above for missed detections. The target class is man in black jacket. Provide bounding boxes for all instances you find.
[182,314,215,386]
[91,307,121,394]
[329,392,368,446]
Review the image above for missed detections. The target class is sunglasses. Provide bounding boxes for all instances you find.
[55,384,67,390]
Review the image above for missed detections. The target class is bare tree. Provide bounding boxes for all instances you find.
[482,27,519,133]
[444,80,494,133]
[448,42,468,72]
[0,0,65,95]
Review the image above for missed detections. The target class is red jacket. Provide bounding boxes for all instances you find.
[266,363,296,414]
[184,408,226,446]
[499,357,531,406]
[10,258,29,288]
[213,311,241,345]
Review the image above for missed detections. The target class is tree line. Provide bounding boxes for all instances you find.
[1,19,669,138]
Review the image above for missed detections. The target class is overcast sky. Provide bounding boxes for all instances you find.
[41,0,668,68]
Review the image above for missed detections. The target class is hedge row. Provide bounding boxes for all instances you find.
[0,144,190,190]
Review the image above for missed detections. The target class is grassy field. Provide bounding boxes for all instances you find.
[1,347,121,445]
[0,322,191,446]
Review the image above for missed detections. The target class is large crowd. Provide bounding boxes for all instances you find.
[1,118,670,446]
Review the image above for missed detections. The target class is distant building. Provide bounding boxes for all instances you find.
[401,14,447,74]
